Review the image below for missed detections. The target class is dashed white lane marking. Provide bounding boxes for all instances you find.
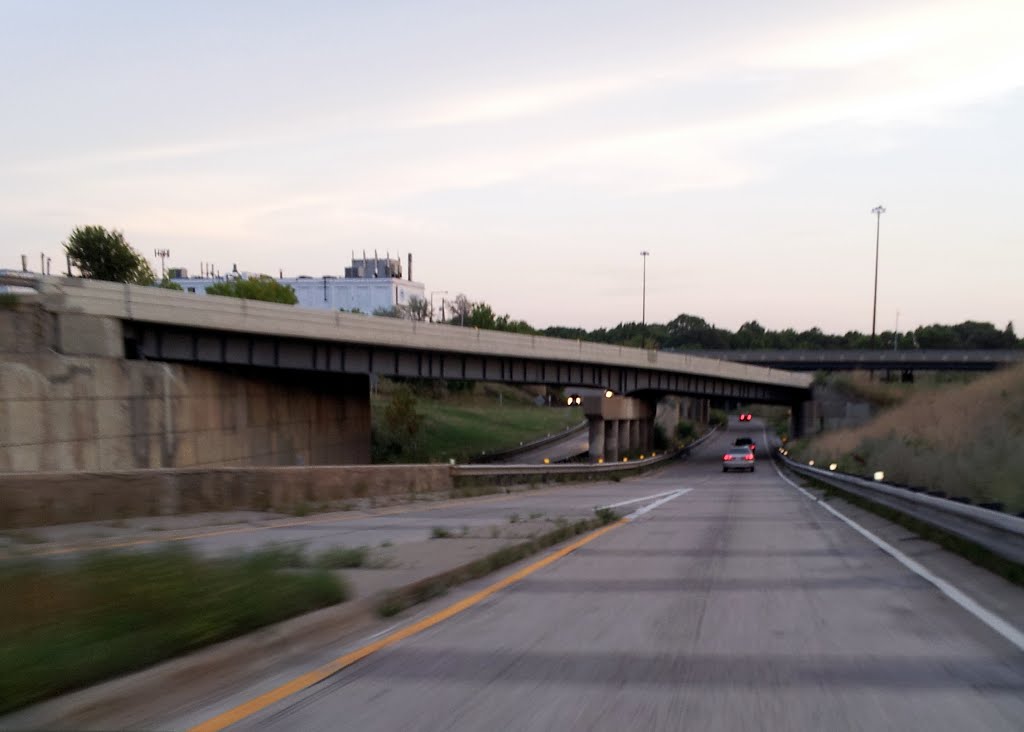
[767,440,1024,652]
[624,488,693,520]
[598,489,684,510]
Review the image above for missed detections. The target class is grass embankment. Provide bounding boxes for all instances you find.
[790,364,1024,514]
[0,546,348,715]
[373,381,583,463]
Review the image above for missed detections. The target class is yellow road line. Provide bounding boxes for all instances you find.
[188,518,628,732]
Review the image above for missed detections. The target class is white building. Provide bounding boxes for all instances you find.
[169,254,426,314]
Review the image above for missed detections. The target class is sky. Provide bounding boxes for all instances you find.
[2,0,1022,334]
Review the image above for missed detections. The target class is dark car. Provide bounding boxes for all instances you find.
[734,437,756,454]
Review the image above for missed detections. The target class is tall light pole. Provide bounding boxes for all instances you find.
[640,250,650,325]
[870,206,885,348]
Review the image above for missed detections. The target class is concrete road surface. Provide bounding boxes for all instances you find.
[169,420,1024,732]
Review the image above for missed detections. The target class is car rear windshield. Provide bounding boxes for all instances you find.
[728,449,752,456]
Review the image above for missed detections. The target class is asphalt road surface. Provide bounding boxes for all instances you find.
[185,421,1024,731]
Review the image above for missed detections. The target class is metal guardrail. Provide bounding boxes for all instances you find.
[455,426,719,481]
[776,452,1024,565]
[471,420,589,464]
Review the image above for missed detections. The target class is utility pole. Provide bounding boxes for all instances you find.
[870,206,885,348]
[430,290,447,323]
[640,250,650,325]
[154,249,171,280]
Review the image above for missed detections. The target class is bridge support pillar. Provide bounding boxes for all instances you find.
[638,418,650,454]
[588,418,605,463]
[583,395,655,462]
[790,400,817,438]
[604,420,620,462]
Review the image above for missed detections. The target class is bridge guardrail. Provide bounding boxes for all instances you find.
[471,420,589,464]
[775,452,1024,566]
[455,426,719,482]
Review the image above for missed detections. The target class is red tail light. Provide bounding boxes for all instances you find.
[723,454,733,461]
[743,453,754,461]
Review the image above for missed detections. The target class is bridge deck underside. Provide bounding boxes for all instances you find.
[127,324,806,405]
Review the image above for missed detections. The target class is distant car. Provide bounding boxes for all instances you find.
[738,413,753,422]
[722,447,756,472]
[734,437,756,454]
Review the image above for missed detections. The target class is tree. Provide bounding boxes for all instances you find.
[63,226,155,285]
[468,302,497,329]
[450,294,473,326]
[158,278,183,291]
[404,296,431,322]
[382,383,422,442]
[206,275,298,304]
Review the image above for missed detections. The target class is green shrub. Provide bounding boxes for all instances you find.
[676,420,697,442]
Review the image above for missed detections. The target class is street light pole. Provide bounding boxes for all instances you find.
[870,206,885,348]
[640,250,650,325]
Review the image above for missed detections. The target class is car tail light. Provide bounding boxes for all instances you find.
[743,453,754,461]
[723,454,733,461]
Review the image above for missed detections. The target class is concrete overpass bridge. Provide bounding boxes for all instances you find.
[2,276,812,469]
[689,349,1024,374]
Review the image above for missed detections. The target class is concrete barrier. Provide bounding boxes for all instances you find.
[0,465,451,528]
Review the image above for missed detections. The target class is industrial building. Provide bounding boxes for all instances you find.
[169,253,425,313]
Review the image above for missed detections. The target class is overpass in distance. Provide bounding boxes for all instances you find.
[688,348,1024,372]
[2,275,813,467]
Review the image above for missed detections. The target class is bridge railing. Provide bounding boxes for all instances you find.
[454,427,719,483]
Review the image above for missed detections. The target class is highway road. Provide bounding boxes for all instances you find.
[175,420,1024,732]
[493,425,590,464]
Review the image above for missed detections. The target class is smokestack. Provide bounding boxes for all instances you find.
[408,253,412,281]
[21,254,27,272]
[362,249,367,277]
[374,249,379,277]
[41,253,45,273]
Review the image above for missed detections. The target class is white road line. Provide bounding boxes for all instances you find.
[768,447,1024,652]
[598,489,683,510]
[624,488,692,520]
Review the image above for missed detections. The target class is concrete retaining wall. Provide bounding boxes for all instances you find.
[1,307,372,472]
[0,464,452,528]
